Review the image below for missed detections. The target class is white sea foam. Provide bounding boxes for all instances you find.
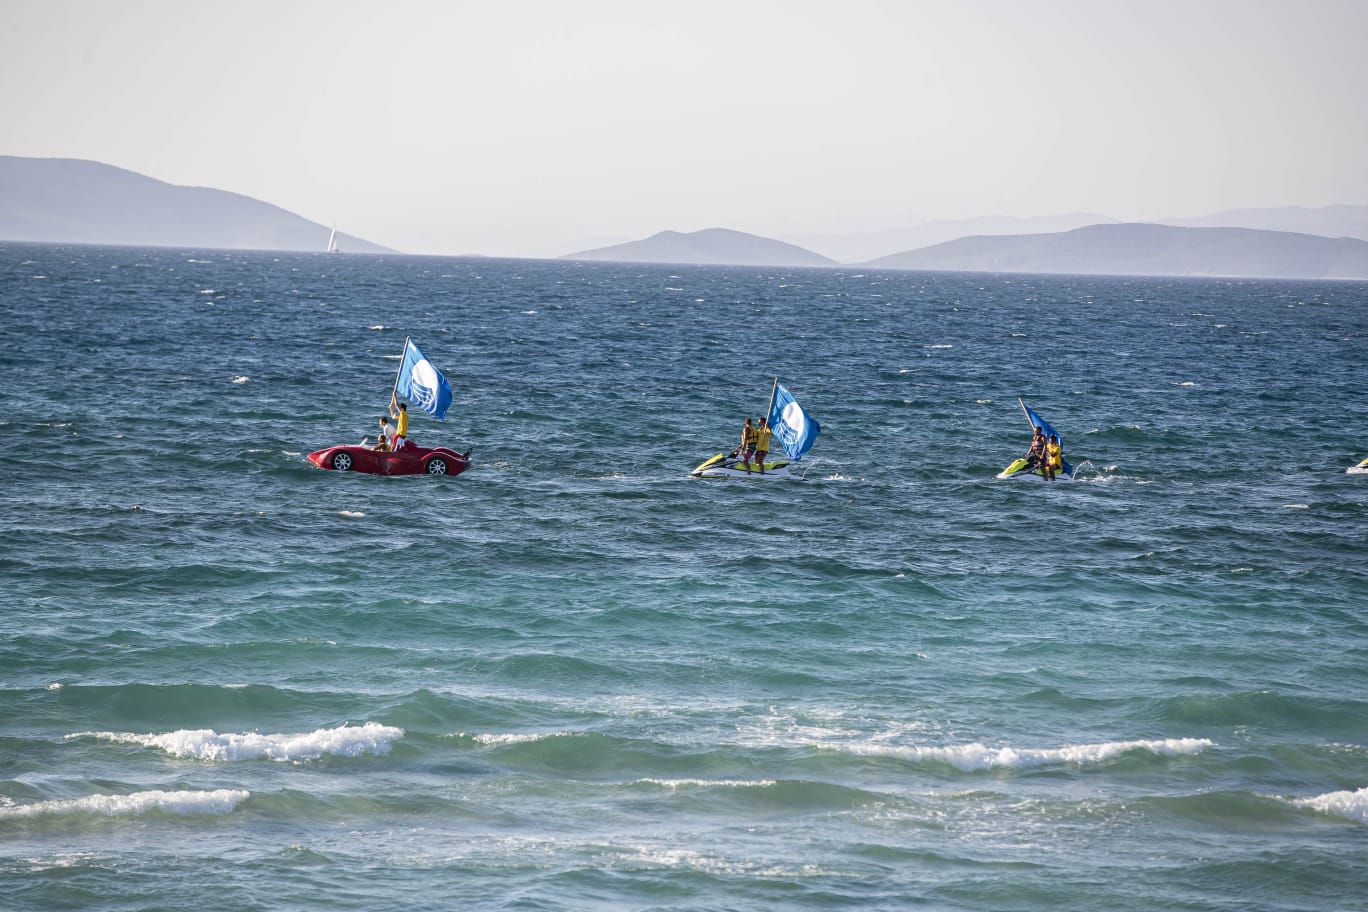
[842,737,1214,771]
[638,778,777,789]
[0,789,249,819]
[338,510,365,518]
[231,376,250,384]
[71,722,401,762]
[369,324,387,330]
[46,682,63,691]
[1287,786,1368,824]
[470,731,567,745]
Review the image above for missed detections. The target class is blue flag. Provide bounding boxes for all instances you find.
[395,338,453,419]
[768,383,821,460]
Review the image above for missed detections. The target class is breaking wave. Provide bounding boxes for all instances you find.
[70,722,402,762]
[841,737,1214,771]
[0,789,249,819]
[1286,786,1368,824]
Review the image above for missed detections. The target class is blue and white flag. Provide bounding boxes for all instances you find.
[768,382,821,460]
[395,338,453,419]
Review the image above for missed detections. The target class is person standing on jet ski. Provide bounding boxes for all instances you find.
[740,418,758,474]
[755,417,773,475]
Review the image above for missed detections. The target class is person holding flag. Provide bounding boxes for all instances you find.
[389,397,410,448]
[754,417,772,474]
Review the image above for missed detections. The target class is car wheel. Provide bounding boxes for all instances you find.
[425,457,448,475]
[331,451,353,471]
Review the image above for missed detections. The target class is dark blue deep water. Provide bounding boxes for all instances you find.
[2,243,1367,911]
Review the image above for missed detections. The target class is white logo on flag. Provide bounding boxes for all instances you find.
[409,360,441,410]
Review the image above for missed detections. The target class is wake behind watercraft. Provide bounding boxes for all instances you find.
[997,398,1075,481]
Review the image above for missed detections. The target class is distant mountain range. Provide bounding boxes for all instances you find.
[865,223,1368,280]
[4,155,1367,279]
[563,220,1368,280]
[565,228,837,267]
[782,206,1368,264]
[0,156,391,253]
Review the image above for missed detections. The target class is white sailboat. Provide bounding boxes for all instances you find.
[326,224,339,254]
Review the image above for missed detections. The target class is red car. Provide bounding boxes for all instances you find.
[307,441,472,477]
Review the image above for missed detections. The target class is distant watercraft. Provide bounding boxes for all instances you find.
[1348,456,1368,475]
[997,398,1075,481]
[326,224,339,253]
[691,378,820,479]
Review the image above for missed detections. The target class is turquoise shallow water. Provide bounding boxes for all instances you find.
[2,243,1367,911]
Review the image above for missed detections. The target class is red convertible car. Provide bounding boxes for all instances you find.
[307,441,471,477]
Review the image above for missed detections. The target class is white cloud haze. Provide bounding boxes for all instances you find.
[3,0,1366,256]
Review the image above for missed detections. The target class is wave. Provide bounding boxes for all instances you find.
[838,737,1214,771]
[636,777,778,789]
[1286,786,1368,824]
[0,788,248,819]
[69,722,402,762]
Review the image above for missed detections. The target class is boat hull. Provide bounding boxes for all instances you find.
[690,453,797,479]
[1349,457,1368,475]
[996,457,1074,482]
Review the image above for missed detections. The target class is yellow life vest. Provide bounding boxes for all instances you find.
[756,426,772,450]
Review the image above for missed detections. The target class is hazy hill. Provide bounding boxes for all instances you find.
[864,223,1368,280]
[1162,204,1368,241]
[783,212,1119,263]
[564,228,836,267]
[783,206,1368,264]
[0,156,392,253]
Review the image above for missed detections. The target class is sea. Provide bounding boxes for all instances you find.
[2,242,1366,912]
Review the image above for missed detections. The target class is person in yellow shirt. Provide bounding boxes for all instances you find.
[754,417,772,475]
[388,396,411,449]
[1044,434,1062,480]
[740,417,758,473]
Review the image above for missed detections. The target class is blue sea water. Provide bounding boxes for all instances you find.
[2,242,1366,911]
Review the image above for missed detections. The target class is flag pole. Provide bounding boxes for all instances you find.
[1018,397,1035,430]
[766,377,779,423]
[390,336,409,408]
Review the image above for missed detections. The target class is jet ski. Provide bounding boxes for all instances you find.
[997,398,1074,481]
[996,455,1074,482]
[690,449,798,479]
[1348,456,1368,475]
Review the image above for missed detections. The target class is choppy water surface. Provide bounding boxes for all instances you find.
[2,244,1366,911]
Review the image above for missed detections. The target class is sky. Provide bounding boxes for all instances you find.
[3,0,1367,257]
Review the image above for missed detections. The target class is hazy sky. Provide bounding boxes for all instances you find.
[4,0,1367,256]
